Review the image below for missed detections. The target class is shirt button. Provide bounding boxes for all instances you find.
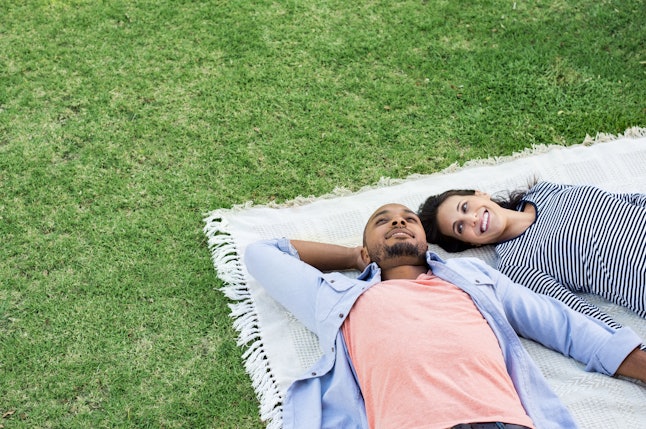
[330,279,335,283]
[311,372,317,376]
[331,347,335,352]
[475,279,481,283]
[338,313,344,318]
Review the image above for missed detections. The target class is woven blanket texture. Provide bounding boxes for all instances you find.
[204,127,646,429]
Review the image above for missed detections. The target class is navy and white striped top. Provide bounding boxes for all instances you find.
[496,181,646,329]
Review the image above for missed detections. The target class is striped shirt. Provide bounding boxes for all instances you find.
[496,181,646,329]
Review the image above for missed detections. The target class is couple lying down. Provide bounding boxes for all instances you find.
[245,201,646,429]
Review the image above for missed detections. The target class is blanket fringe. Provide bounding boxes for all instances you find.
[203,211,284,428]
[582,125,646,145]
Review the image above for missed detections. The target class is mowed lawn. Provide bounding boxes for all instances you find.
[0,0,644,427]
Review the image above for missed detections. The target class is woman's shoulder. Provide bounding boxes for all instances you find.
[532,181,571,191]
[525,181,574,200]
[533,181,614,198]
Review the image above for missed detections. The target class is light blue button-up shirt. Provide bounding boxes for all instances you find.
[245,238,642,429]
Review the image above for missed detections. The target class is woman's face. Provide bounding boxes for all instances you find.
[436,192,507,245]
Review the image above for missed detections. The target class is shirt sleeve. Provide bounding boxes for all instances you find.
[487,265,642,376]
[244,238,325,333]
[500,264,622,330]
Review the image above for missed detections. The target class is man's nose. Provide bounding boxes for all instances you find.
[391,217,406,226]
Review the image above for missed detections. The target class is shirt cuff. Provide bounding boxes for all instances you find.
[586,327,642,375]
[277,237,300,258]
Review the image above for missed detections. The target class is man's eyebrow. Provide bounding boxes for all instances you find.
[370,209,390,221]
[370,208,416,221]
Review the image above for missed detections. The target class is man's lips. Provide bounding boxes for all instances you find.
[386,228,414,239]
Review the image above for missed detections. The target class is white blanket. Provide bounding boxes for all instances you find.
[204,127,646,429]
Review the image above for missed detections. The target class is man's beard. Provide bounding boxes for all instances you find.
[368,242,427,265]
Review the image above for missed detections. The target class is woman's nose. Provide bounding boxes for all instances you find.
[469,212,478,225]
[461,212,477,225]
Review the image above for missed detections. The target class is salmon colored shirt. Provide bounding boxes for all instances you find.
[341,273,535,429]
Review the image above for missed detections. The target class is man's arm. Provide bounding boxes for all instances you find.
[290,240,367,272]
[244,238,329,332]
[616,348,646,383]
[475,261,644,380]
[244,238,367,333]
[499,264,622,329]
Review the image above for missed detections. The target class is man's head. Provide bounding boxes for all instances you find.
[361,203,429,271]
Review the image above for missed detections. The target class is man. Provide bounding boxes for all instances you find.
[245,203,646,429]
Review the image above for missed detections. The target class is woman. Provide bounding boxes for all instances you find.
[418,181,646,329]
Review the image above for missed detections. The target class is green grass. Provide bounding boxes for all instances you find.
[0,0,644,427]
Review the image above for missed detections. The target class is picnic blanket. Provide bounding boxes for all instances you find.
[204,127,646,428]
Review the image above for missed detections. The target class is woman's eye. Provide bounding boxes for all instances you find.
[461,202,468,213]
[407,217,417,223]
[376,219,387,225]
[457,223,463,234]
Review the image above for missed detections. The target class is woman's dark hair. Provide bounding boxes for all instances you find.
[417,179,537,253]
[418,189,477,253]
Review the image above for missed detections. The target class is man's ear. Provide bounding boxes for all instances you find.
[360,247,371,265]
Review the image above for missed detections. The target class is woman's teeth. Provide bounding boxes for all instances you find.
[480,211,489,232]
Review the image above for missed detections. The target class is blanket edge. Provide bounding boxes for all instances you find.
[214,126,646,213]
[202,211,283,428]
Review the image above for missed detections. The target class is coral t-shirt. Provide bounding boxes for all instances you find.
[341,273,535,429]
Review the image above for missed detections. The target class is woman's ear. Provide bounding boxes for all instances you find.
[475,190,491,199]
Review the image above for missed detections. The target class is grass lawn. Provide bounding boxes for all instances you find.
[1,0,644,427]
